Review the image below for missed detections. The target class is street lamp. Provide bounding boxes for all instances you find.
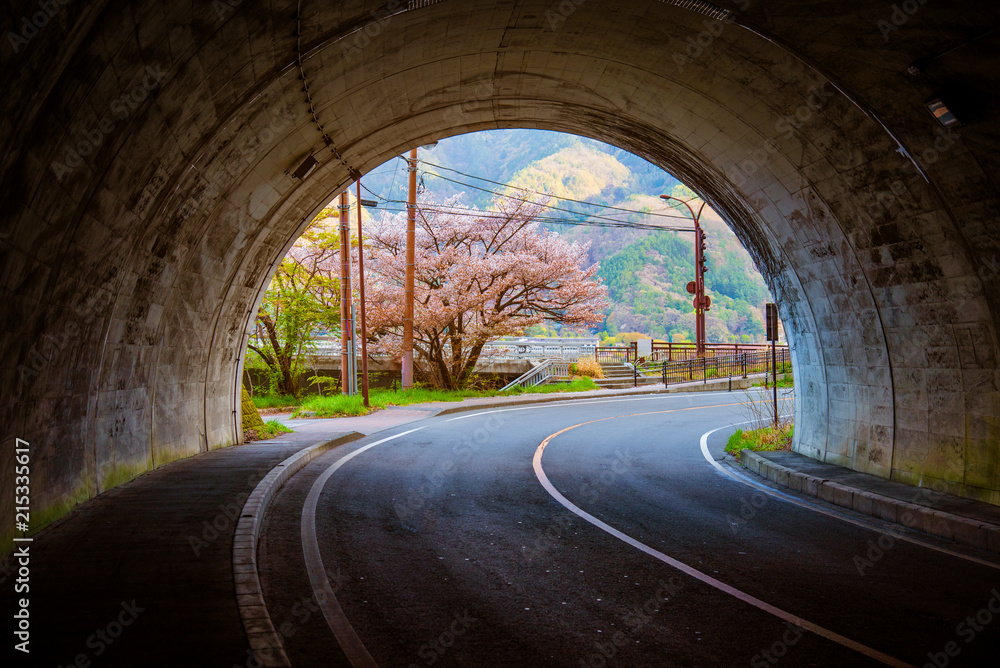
[661,194,710,357]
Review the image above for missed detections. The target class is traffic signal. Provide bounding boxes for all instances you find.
[699,233,709,273]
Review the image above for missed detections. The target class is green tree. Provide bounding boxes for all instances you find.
[247,209,342,397]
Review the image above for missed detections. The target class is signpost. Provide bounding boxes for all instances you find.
[765,303,779,427]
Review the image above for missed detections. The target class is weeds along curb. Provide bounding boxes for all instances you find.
[234,432,364,667]
[739,450,1000,554]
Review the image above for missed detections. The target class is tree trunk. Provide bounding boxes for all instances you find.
[260,313,300,397]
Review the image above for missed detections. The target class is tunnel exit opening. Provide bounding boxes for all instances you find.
[3,0,998,556]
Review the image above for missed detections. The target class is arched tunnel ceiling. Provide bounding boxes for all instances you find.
[0,0,998,551]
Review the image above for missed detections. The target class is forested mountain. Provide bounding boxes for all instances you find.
[359,130,771,343]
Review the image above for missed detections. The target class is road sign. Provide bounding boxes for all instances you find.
[686,281,697,294]
[766,303,779,342]
[359,199,379,207]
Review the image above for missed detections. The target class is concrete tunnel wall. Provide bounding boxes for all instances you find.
[1,0,998,554]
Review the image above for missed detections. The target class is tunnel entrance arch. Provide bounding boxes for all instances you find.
[2,0,998,552]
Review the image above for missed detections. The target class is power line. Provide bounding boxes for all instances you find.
[423,171,692,229]
[368,201,695,232]
[419,159,692,221]
[356,156,698,233]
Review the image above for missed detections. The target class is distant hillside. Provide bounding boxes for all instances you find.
[359,130,771,343]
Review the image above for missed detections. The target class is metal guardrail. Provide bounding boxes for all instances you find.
[597,342,788,366]
[648,342,787,362]
[596,343,638,364]
[307,336,788,369]
[499,359,571,392]
[646,348,792,387]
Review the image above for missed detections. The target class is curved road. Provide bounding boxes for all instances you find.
[257,392,1000,667]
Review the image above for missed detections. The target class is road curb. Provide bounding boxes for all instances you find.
[431,378,767,417]
[739,450,1000,554]
[233,432,365,667]
[432,387,675,415]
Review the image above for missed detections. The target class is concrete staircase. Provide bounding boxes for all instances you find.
[594,362,662,390]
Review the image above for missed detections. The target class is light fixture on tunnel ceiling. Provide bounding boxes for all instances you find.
[924,96,962,127]
[292,154,319,180]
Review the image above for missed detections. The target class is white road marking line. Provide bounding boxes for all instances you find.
[301,427,426,668]
[533,420,914,668]
[699,425,1000,570]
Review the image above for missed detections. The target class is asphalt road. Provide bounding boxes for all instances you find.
[257,392,1000,668]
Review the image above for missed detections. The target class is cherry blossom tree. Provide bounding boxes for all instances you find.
[364,195,608,389]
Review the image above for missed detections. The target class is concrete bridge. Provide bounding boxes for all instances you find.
[1,0,999,555]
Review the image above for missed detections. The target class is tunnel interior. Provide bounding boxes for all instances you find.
[1,0,999,554]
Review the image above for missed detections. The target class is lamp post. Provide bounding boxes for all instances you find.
[660,194,709,357]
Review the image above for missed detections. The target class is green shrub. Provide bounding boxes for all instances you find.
[725,424,794,456]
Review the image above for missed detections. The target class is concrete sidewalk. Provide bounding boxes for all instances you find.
[0,433,356,667]
[740,450,1000,554]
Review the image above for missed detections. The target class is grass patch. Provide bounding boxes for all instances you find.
[293,377,601,418]
[753,375,794,389]
[517,376,599,394]
[251,394,301,409]
[245,418,294,442]
[725,424,794,456]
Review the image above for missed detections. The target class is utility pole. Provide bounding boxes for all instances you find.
[356,180,370,407]
[339,190,354,395]
[402,148,417,390]
[661,194,710,357]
